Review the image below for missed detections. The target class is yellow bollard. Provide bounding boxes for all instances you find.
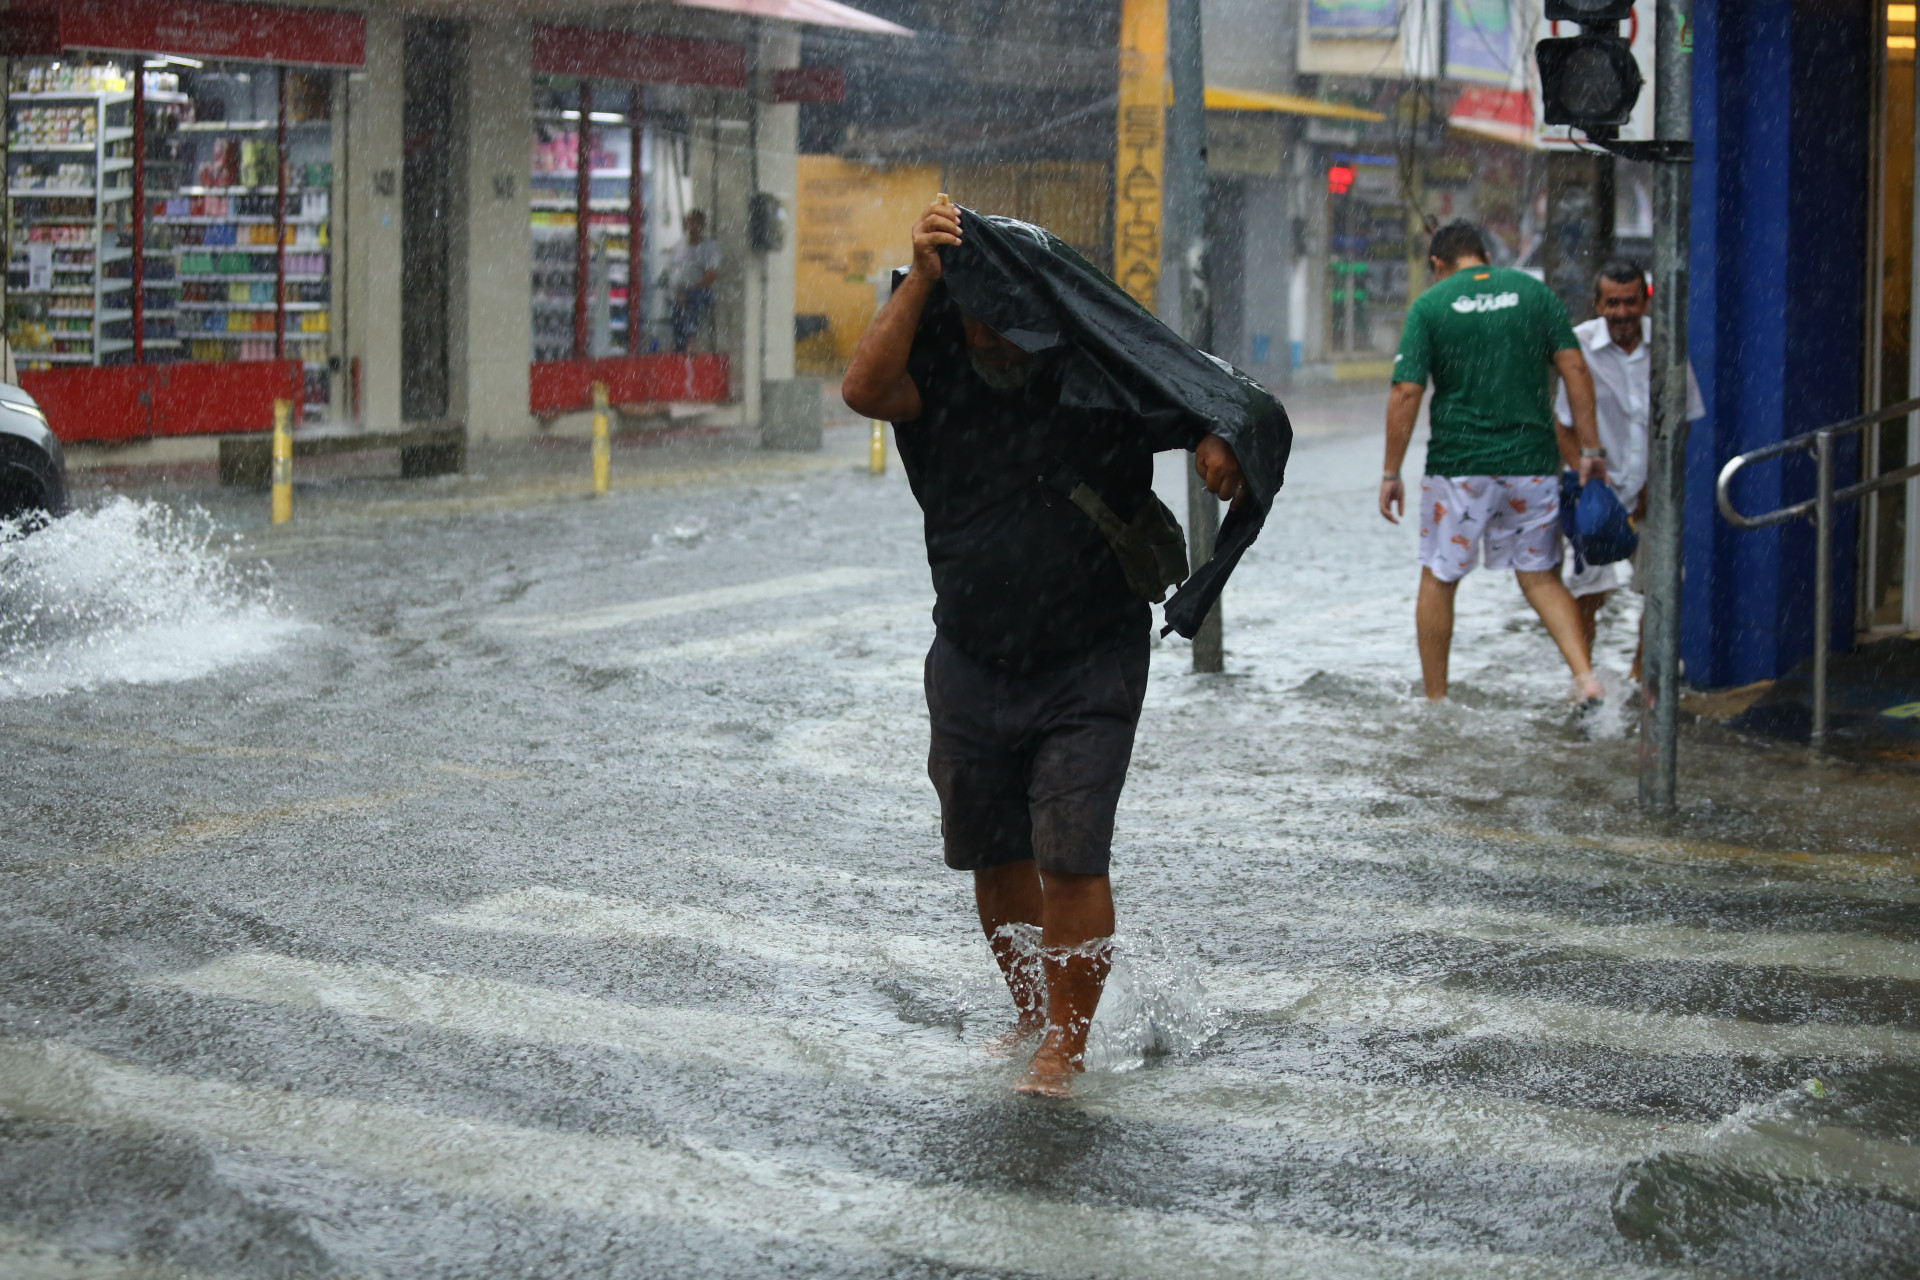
[591,381,611,497]
[869,419,887,475]
[270,398,292,525]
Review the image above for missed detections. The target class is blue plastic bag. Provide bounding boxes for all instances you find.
[1559,471,1639,574]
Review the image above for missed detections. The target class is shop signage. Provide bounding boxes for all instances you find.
[532,25,747,90]
[769,66,846,104]
[9,1,365,67]
[1307,0,1399,37]
[1113,0,1165,311]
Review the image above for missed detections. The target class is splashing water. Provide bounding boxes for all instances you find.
[0,498,301,699]
[996,922,1222,1072]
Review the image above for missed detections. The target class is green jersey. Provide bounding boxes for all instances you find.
[1393,265,1578,477]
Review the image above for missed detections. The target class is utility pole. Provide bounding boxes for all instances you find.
[1638,0,1693,814]
[1165,0,1222,672]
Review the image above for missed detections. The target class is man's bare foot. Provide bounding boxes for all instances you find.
[1013,1033,1081,1097]
[985,1012,1046,1058]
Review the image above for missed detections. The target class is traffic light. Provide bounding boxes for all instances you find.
[1543,0,1633,17]
[1536,1,1642,134]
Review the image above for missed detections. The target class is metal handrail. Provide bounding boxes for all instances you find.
[1715,393,1920,747]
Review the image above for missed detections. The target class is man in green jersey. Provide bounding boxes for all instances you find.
[1379,222,1608,705]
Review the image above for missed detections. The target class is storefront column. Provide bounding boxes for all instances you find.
[758,25,799,388]
[345,9,403,430]
[1681,0,1874,687]
[450,18,534,441]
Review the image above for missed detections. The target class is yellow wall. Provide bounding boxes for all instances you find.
[795,156,941,372]
[794,156,1114,373]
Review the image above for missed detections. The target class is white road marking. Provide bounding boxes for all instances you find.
[1214,969,1920,1063]
[1254,893,1920,983]
[433,886,979,973]
[153,953,1920,1201]
[0,1038,1676,1280]
[0,1227,213,1280]
[443,888,1920,1063]
[620,601,928,665]
[501,568,903,637]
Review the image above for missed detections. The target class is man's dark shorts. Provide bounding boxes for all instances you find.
[924,634,1150,877]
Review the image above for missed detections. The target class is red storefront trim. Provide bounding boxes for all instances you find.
[769,66,846,104]
[530,355,730,417]
[532,25,746,89]
[9,0,366,68]
[21,361,303,443]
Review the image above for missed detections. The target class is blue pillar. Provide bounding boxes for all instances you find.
[1682,0,1872,689]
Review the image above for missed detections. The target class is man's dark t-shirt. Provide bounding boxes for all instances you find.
[895,332,1155,672]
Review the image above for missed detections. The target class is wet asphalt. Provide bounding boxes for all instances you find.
[1,406,1917,1279]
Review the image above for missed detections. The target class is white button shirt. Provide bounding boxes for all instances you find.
[1554,316,1705,512]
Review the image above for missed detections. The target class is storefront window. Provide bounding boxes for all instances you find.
[4,53,336,418]
[530,76,696,365]
[6,60,135,369]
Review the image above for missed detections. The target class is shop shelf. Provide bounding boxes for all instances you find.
[9,91,134,104]
[176,119,331,133]
[141,339,184,348]
[99,338,132,353]
[6,141,101,152]
[44,309,94,317]
[530,198,632,211]
[176,272,327,282]
[530,170,634,181]
[175,301,326,311]
[151,215,327,225]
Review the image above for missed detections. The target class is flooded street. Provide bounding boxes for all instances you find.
[2,412,1917,1279]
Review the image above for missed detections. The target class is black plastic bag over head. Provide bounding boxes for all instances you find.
[912,207,1293,638]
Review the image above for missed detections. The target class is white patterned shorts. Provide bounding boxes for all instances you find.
[1418,475,1563,583]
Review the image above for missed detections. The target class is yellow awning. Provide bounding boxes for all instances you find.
[1203,86,1384,123]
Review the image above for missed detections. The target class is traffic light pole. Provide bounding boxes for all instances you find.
[1638,0,1693,815]
[1166,0,1223,673]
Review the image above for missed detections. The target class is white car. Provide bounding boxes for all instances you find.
[0,382,67,527]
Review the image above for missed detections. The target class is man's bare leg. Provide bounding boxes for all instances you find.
[1416,568,1459,700]
[1576,590,1610,661]
[1016,869,1115,1098]
[1516,569,1605,699]
[974,861,1046,1045]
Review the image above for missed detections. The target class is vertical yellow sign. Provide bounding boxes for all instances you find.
[1115,0,1167,310]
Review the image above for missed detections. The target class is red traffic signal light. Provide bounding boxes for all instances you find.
[1543,0,1634,19]
[1327,165,1355,195]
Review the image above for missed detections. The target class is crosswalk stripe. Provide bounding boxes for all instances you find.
[435,886,979,973]
[1211,969,1920,1062]
[500,568,903,637]
[151,954,1920,1203]
[619,601,928,665]
[441,887,1920,1063]
[0,1226,214,1280]
[1250,893,1920,983]
[0,1038,1674,1280]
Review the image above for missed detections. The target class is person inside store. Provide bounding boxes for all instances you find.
[1553,260,1706,680]
[839,196,1250,1098]
[662,209,721,353]
[1379,221,1611,708]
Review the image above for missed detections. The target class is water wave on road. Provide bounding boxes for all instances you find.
[0,497,300,699]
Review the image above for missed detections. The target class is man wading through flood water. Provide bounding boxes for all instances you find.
[843,197,1290,1096]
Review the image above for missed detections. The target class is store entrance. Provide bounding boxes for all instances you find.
[1870,3,1920,634]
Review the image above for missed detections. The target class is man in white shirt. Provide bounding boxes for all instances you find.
[661,209,721,353]
[1554,261,1705,678]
